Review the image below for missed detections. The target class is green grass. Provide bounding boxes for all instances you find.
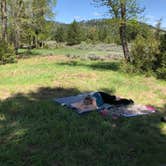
[18,43,123,57]
[19,47,89,56]
[0,50,166,166]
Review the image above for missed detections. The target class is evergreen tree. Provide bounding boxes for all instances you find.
[67,20,83,45]
[54,26,66,42]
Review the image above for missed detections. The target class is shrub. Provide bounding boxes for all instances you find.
[125,33,166,79]
[154,34,166,79]
[130,35,159,74]
[156,51,166,80]
[0,41,16,65]
[159,33,166,52]
[156,64,166,79]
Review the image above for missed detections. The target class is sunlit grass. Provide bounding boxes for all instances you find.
[0,55,165,106]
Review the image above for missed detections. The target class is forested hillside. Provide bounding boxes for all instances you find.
[53,19,157,44]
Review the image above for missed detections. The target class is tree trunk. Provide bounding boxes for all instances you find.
[1,0,7,41]
[119,24,130,62]
[119,1,130,62]
[14,29,19,54]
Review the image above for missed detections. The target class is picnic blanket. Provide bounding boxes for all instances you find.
[54,92,156,117]
[100,105,156,117]
[54,92,105,114]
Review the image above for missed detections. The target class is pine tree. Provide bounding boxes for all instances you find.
[67,20,83,45]
[54,26,66,42]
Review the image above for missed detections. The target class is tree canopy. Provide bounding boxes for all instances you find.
[93,0,144,62]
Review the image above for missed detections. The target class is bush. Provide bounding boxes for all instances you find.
[125,33,166,79]
[130,35,159,74]
[0,41,16,65]
[156,65,166,79]
[155,34,166,79]
[156,52,166,80]
[159,33,166,52]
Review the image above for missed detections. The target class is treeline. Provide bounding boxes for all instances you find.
[0,0,56,64]
[0,0,56,50]
[53,19,153,45]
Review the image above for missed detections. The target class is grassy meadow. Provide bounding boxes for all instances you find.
[0,44,166,166]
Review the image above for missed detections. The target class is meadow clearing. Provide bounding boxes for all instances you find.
[0,44,166,166]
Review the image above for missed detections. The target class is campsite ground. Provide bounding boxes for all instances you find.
[0,44,166,166]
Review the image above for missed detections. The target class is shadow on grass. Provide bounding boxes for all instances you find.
[57,60,121,72]
[0,86,166,166]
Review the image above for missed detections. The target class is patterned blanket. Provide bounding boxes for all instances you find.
[54,92,156,117]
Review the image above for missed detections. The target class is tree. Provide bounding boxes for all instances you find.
[156,33,166,79]
[93,0,144,62]
[7,0,26,53]
[67,20,83,45]
[0,0,56,51]
[7,0,56,49]
[1,0,7,41]
[155,18,162,41]
[31,0,56,47]
[0,0,16,64]
[130,34,159,73]
[98,26,107,42]
[54,26,66,42]
[87,27,98,42]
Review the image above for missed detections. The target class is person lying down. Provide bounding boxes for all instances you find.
[71,95,98,112]
[71,92,134,113]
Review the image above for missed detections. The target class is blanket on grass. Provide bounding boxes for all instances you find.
[54,92,156,117]
[54,93,102,114]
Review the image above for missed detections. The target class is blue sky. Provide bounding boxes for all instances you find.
[54,0,166,28]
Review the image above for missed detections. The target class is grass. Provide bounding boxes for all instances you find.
[19,47,89,56]
[0,49,166,166]
[18,43,123,58]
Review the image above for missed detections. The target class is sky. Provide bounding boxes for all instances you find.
[54,0,166,28]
